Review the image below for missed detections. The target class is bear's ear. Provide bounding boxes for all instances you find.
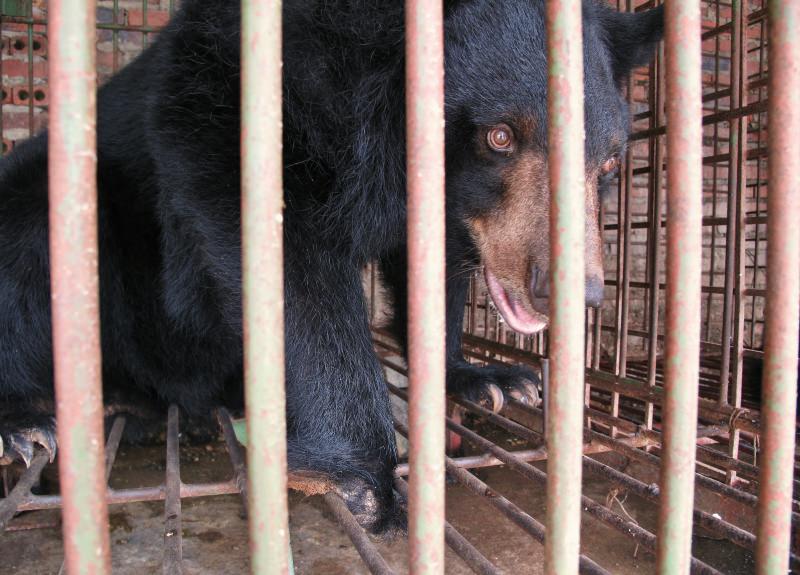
[602,5,664,84]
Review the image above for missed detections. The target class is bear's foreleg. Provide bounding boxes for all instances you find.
[282,247,403,534]
[379,247,540,413]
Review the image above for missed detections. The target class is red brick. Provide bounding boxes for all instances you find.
[31,35,47,57]
[0,59,49,80]
[30,85,48,107]
[11,85,31,106]
[8,36,29,55]
[126,9,171,28]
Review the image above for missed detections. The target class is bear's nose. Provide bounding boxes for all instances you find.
[531,266,549,299]
[530,267,604,309]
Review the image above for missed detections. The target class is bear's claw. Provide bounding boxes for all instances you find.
[0,416,57,467]
[507,381,540,408]
[448,362,542,414]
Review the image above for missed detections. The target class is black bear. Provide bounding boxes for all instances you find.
[0,0,663,531]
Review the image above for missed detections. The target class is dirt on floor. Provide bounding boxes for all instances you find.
[1,431,755,574]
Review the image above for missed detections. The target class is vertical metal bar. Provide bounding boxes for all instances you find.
[241,0,290,573]
[646,43,666,394]
[657,1,702,573]
[725,0,747,485]
[719,0,744,408]
[616,0,635,380]
[405,0,446,571]
[48,1,112,573]
[755,1,800,572]
[164,406,182,575]
[545,1,584,573]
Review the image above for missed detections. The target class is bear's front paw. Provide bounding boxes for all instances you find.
[447,362,540,413]
[336,476,406,536]
[0,414,57,467]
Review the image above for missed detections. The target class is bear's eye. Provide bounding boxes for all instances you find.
[601,155,621,174]
[487,125,514,152]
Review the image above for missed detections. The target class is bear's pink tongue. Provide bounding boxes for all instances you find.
[484,269,548,334]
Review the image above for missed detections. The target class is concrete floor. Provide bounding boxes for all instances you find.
[1,433,755,574]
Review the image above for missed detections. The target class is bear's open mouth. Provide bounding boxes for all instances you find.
[484,268,548,334]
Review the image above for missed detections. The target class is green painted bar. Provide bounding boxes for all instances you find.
[48,1,112,574]
[544,1,585,574]
[755,1,800,573]
[657,1,703,573]
[241,1,291,573]
[405,0,446,572]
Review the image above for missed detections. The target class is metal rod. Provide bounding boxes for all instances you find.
[755,1,800,572]
[405,0,446,571]
[164,406,182,575]
[394,421,610,575]
[16,481,242,512]
[48,0,112,572]
[103,417,127,479]
[646,39,665,396]
[57,416,128,575]
[240,0,290,573]
[657,2,703,572]
[544,1,585,572]
[717,0,744,408]
[217,408,249,510]
[394,478,500,575]
[322,492,395,575]
[0,452,49,529]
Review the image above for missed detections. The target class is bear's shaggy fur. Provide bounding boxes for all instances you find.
[0,0,662,530]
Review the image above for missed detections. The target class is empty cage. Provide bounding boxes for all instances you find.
[1,0,798,574]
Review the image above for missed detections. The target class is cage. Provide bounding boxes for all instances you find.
[0,0,798,573]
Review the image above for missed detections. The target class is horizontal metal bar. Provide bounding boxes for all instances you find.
[15,481,241,512]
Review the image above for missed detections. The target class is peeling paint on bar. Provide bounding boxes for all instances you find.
[240,1,291,573]
[48,1,112,573]
[405,0,447,572]
[657,1,703,573]
[544,1,585,574]
[755,1,800,573]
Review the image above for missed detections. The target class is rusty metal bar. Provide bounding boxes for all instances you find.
[405,0,446,572]
[47,0,112,572]
[755,1,800,572]
[658,3,704,571]
[393,421,609,575]
[240,0,290,573]
[164,406,182,575]
[394,478,500,575]
[217,408,249,510]
[717,0,744,408]
[103,417,126,479]
[58,416,127,575]
[323,493,396,575]
[0,452,49,530]
[544,0,585,572]
[389,382,724,573]
[646,40,666,399]
[724,0,748,486]
[16,482,242,512]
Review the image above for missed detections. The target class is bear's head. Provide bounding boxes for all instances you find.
[444,0,663,334]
